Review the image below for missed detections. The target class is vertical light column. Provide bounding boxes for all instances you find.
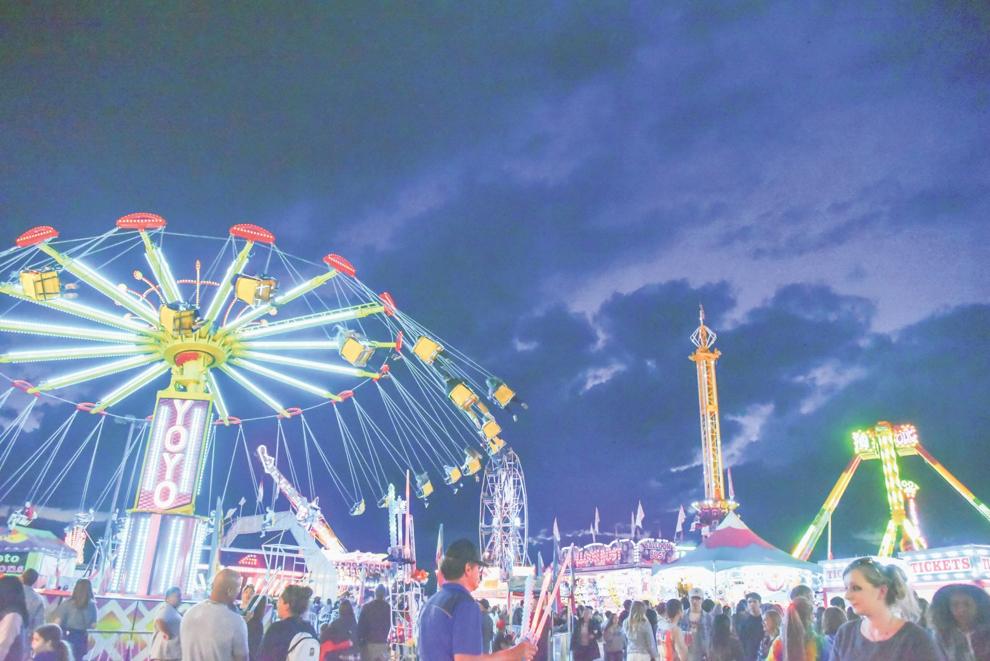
[689,307,734,528]
[114,391,214,595]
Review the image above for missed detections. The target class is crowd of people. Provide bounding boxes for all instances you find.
[418,539,990,661]
[0,566,392,661]
[0,549,988,660]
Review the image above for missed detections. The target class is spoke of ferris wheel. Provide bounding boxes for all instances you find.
[0,318,146,343]
[36,242,159,326]
[0,344,153,364]
[234,302,385,340]
[28,353,161,393]
[238,303,385,340]
[222,269,341,332]
[239,339,341,351]
[216,363,290,417]
[0,284,152,333]
[138,230,182,303]
[229,358,344,401]
[201,240,254,327]
[206,371,232,423]
[238,350,378,379]
[92,363,170,413]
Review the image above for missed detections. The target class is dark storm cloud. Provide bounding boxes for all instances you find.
[518,280,989,558]
[0,1,987,563]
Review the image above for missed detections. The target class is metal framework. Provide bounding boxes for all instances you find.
[792,421,990,560]
[479,449,529,577]
[689,307,737,528]
[256,445,346,555]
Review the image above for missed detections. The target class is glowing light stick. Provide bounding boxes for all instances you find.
[532,550,573,643]
[523,569,554,641]
[519,575,534,640]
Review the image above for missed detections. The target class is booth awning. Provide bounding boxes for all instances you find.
[654,512,816,573]
[0,526,76,558]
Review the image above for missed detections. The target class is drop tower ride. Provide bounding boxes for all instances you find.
[689,307,737,530]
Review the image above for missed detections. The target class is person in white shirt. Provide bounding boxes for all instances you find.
[20,569,46,633]
[181,569,249,661]
[150,587,182,661]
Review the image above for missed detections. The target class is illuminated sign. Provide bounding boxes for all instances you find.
[220,550,308,573]
[910,557,971,575]
[135,397,212,512]
[0,552,26,574]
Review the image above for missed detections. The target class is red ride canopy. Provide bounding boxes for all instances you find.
[656,512,816,572]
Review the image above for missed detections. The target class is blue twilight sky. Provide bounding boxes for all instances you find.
[0,3,988,562]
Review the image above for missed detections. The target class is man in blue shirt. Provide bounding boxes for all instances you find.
[419,539,536,661]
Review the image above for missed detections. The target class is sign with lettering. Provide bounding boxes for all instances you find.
[135,397,212,513]
[0,552,26,574]
[910,557,972,576]
[219,550,308,574]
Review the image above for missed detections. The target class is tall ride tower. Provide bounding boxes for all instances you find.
[689,307,737,530]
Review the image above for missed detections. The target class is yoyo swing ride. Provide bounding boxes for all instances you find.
[0,213,524,597]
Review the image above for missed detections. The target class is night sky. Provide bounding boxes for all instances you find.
[1,3,989,567]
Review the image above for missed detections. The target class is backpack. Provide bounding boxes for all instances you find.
[287,632,321,660]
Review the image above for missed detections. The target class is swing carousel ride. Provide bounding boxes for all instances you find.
[0,214,525,600]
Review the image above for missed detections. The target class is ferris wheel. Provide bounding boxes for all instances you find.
[0,215,527,524]
[479,449,529,576]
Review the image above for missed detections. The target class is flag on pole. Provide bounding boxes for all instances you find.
[675,505,686,539]
[568,545,576,614]
[537,551,545,575]
[594,507,600,535]
[552,517,560,543]
[727,467,736,501]
[635,500,645,529]
[435,523,445,586]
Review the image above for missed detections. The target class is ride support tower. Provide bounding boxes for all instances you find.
[792,421,990,560]
[689,307,737,530]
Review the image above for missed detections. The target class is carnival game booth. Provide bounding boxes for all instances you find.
[820,545,990,603]
[0,525,76,585]
[653,513,818,605]
[559,538,682,611]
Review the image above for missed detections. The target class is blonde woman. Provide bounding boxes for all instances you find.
[832,557,943,661]
[758,608,781,659]
[624,601,658,661]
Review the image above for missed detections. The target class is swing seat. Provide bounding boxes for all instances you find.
[19,269,61,301]
[339,335,376,367]
[448,382,478,410]
[414,472,434,499]
[481,417,501,441]
[461,447,483,476]
[413,336,443,364]
[491,382,516,408]
[486,436,507,457]
[235,274,277,305]
[443,465,463,485]
[160,302,199,334]
[349,499,366,516]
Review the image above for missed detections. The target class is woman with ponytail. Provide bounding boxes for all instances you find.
[832,557,944,660]
[30,624,73,661]
[768,597,826,661]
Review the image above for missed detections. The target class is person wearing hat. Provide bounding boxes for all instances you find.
[419,539,536,661]
[678,587,713,661]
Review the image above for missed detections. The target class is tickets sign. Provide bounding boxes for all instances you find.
[135,397,211,513]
